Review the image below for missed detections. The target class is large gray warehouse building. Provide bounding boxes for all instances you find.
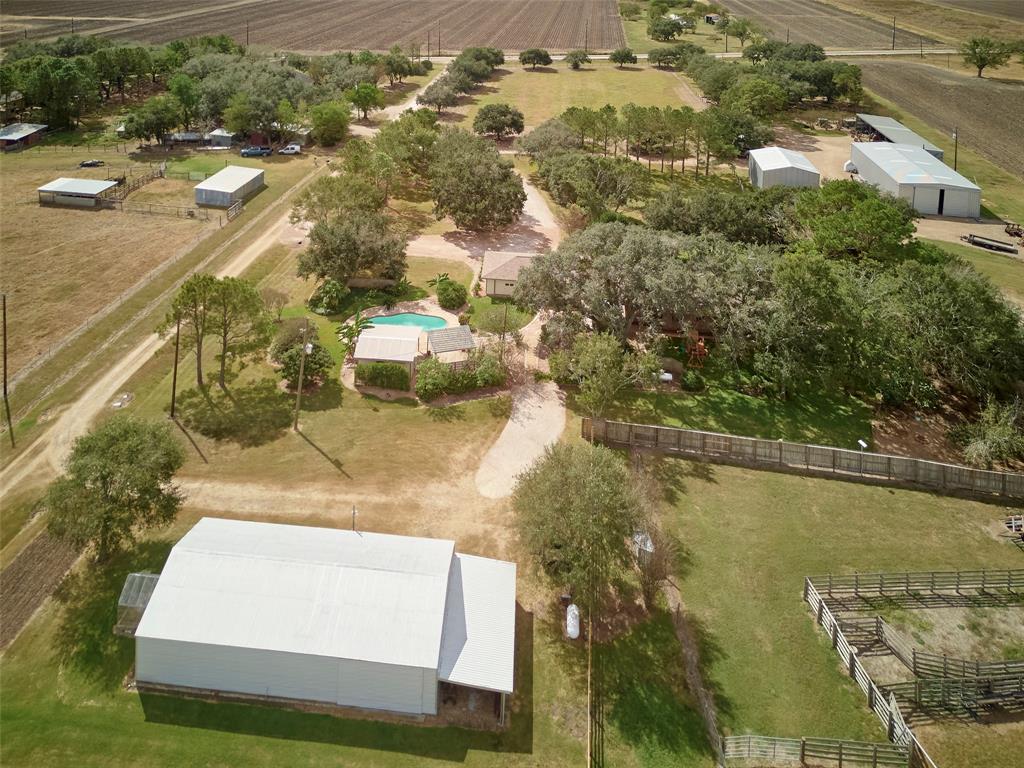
[851,142,981,218]
[125,518,517,719]
[193,165,264,207]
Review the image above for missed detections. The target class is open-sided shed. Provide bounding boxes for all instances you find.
[37,177,118,208]
[747,147,821,189]
[130,518,516,718]
[851,142,981,218]
[194,165,264,207]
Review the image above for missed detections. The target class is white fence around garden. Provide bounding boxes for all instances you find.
[581,419,1024,500]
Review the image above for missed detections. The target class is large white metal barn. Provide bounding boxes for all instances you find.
[851,143,981,218]
[747,146,820,189]
[193,165,264,207]
[128,518,516,717]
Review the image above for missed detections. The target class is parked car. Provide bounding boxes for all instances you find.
[278,143,302,155]
[240,145,272,157]
[78,159,104,167]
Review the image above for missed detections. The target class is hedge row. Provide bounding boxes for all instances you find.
[355,362,411,391]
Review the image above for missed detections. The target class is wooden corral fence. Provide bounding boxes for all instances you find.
[102,167,162,200]
[226,200,243,221]
[581,419,1024,500]
[722,735,909,767]
[100,199,210,219]
[803,579,940,768]
[807,569,1024,598]
[879,673,1024,717]
[163,169,214,182]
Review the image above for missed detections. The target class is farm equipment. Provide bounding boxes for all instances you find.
[960,233,1019,255]
[1005,221,1023,238]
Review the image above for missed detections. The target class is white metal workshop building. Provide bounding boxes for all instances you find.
[850,142,981,218]
[193,165,264,207]
[747,147,821,189]
[129,518,516,718]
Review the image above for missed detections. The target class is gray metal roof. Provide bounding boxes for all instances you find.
[853,143,980,190]
[37,177,118,196]
[427,325,475,354]
[0,122,46,141]
[194,165,264,193]
[748,146,820,175]
[856,114,942,157]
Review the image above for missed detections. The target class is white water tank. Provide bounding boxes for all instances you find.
[566,603,580,640]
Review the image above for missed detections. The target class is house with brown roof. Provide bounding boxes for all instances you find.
[481,253,535,298]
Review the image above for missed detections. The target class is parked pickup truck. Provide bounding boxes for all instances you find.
[278,143,302,155]
[240,145,272,157]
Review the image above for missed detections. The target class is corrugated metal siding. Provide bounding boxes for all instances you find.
[137,637,432,714]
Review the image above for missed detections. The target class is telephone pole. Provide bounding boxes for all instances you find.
[169,313,181,419]
[246,21,250,47]
[892,17,896,50]
[953,127,958,171]
[2,294,14,449]
[292,318,311,431]
[584,20,589,53]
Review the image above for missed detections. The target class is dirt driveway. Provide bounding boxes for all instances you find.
[771,126,853,181]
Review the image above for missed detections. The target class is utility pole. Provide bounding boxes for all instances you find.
[351,504,357,531]
[584,20,589,53]
[892,17,896,50]
[786,27,790,44]
[169,313,181,419]
[953,127,958,171]
[438,22,441,58]
[2,294,14,449]
[246,21,250,47]
[292,318,310,431]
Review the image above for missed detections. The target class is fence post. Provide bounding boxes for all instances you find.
[700,431,706,455]
[832,619,839,649]
[800,738,806,763]
[805,444,810,468]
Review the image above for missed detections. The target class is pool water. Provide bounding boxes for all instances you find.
[369,313,447,332]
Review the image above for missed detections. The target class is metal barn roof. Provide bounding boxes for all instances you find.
[0,122,46,141]
[438,554,516,694]
[135,518,456,670]
[427,325,475,354]
[747,146,819,175]
[37,177,118,196]
[354,325,421,362]
[194,165,264,193]
[856,113,942,156]
[853,143,979,190]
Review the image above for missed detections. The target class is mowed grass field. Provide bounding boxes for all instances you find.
[621,15,729,55]
[453,60,691,128]
[661,458,1022,765]
[0,149,211,378]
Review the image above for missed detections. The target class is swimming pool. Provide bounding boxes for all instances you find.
[369,313,447,332]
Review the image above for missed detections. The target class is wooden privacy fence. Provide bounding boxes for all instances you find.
[804,579,940,768]
[581,419,1024,500]
[722,735,908,767]
[807,569,1024,598]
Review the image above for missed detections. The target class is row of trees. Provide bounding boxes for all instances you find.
[515,181,1024,407]
[417,46,504,113]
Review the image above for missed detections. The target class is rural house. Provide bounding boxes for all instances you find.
[121,518,517,719]
[481,253,534,298]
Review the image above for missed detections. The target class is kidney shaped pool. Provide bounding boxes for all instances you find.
[369,312,447,332]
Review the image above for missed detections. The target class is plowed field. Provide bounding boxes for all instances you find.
[1,0,626,52]
[719,0,937,49]
[859,60,1024,179]
[0,532,78,650]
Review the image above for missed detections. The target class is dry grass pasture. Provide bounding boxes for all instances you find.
[0,149,213,379]
[1,0,626,52]
[818,0,1024,43]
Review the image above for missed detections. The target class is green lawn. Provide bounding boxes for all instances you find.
[467,296,533,335]
[603,361,875,449]
[661,458,1021,755]
[407,256,474,293]
[925,238,1024,306]
[622,18,730,55]
[457,61,689,128]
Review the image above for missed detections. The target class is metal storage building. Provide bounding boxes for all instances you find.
[131,518,516,717]
[194,165,264,207]
[0,122,46,151]
[37,177,117,208]
[856,114,943,160]
[851,142,981,218]
[747,147,820,189]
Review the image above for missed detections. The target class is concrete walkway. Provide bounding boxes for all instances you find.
[474,379,566,499]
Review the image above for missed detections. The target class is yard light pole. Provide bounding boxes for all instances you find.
[2,294,14,448]
[952,127,958,171]
[169,312,181,419]
[292,318,311,431]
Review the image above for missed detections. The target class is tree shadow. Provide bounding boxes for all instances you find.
[300,378,343,412]
[524,66,559,74]
[426,404,467,422]
[177,379,291,447]
[52,539,174,692]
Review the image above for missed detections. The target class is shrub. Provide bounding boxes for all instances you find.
[415,357,449,401]
[309,278,349,315]
[278,342,334,388]
[680,369,705,392]
[436,278,468,310]
[355,361,411,390]
[564,50,591,70]
[415,351,507,401]
[474,352,505,388]
[270,318,320,363]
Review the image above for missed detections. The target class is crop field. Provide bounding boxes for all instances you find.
[858,60,1024,179]
[0,149,216,380]
[1,0,626,52]
[815,0,1024,43]
[718,0,937,49]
